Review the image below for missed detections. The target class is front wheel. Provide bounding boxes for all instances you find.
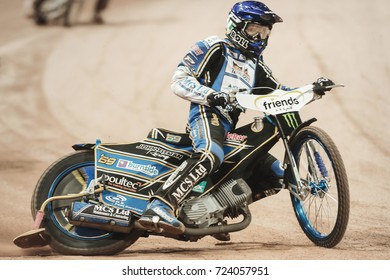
[288,126,349,248]
[31,150,143,255]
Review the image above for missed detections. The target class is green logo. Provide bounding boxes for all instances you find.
[282,113,299,128]
[193,181,207,193]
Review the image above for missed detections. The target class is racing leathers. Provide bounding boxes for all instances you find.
[138,35,286,235]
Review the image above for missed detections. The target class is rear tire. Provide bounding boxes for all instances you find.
[31,150,143,255]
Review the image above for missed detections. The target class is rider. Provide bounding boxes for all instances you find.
[138,1,333,236]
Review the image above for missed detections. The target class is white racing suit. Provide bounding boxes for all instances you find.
[152,36,286,211]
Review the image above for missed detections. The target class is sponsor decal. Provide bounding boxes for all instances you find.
[184,55,195,65]
[166,133,182,143]
[192,181,207,193]
[193,119,205,139]
[136,144,183,161]
[105,195,127,208]
[105,194,127,204]
[262,96,299,110]
[98,154,116,166]
[172,164,208,202]
[227,50,246,61]
[116,160,159,176]
[226,132,247,143]
[182,78,197,89]
[117,160,127,168]
[93,204,131,220]
[104,174,141,192]
[211,113,220,126]
[255,95,300,113]
[229,30,249,49]
[232,61,250,83]
[190,44,204,56]
[162,161,188,190]
[282,112,300,128]
[150,206,175,222]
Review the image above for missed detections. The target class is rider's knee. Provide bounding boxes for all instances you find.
[197,143,224,173]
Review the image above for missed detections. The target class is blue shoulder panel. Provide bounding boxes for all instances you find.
[181,36,224,77]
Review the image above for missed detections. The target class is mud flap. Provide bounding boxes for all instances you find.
[13,228,51,248]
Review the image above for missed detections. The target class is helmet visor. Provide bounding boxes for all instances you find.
[244,23,271,41]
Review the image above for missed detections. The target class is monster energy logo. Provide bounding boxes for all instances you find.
[282,113,299,128]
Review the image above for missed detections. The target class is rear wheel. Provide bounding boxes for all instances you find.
[289,126,349,248]
[31,150,143,255]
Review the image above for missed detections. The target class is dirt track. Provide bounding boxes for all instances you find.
[0,0,390,261]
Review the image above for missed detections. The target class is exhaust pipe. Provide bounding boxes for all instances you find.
[67,201,135,234]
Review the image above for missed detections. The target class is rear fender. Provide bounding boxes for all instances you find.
[72,139,101,151]
[72,144,97,151]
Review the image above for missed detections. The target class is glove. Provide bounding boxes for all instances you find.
[207,92,229,108]
[313,77,335,95]
[227,100,245,125]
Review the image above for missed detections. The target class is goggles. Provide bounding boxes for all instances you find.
[244,22,271,41]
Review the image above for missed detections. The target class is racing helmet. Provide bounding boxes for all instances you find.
[226,1,283,57]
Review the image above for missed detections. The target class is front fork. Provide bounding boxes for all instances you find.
[283,139,307,201]
[277,118,317,201]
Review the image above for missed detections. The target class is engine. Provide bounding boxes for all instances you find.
[179,179,252,228]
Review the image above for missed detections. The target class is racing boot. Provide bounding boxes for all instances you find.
[138,199,185,235]
[138,152,216,235]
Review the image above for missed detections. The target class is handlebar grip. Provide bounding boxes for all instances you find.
[313,84,344,93]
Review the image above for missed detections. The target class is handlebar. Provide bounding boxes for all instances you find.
[312,83,345,94]
[226,83,344,100]
[233,83,344,114]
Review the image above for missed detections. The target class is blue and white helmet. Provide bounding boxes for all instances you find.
[226,1,283,57]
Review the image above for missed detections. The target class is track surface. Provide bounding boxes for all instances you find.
[0,0,389,260]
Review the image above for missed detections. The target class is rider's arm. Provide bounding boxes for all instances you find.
[171,36,224,105]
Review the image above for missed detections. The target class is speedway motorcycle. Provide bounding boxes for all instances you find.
[14,83,350,255]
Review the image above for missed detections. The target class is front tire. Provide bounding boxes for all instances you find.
[289,126,349,248]
[31,150,143,255]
